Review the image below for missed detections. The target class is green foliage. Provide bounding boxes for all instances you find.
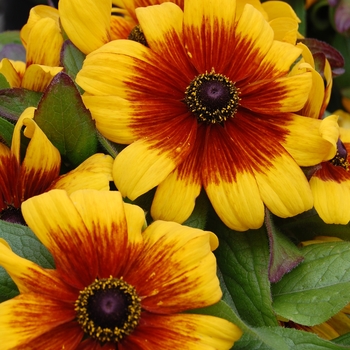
[0,221,54,302]
[34,72,98,168]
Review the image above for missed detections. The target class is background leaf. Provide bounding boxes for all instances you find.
[0,88,42,122]
[272,241,350,325]
[208,212,278,328]
[34,72,98,168]
[0,117,14,146]
[0,221,54,302]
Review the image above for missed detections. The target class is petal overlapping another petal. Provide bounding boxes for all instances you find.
[151,133,203,223]
[25,17,63,67]
[202,125,265,231]
[255,150,313,217]
[123,312,242,350]
[113,128,195,199]
[21,64,63,92]
[182,0,239,73]
[240,72,312,113]
[310,163,350,224]
[0,240,77,300]
[0,294,76,349]
[68,190,144,278]
[19,109,61,200]
[125,220,221,313]
[59,0,112,55]
[21,190,98,289]
[0,58,21,88]
[284,114,339,166]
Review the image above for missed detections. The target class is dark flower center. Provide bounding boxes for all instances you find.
[330,139,349,170]
[184,70,240,124]
[75,276,141,343]
[128,25,148,47]
[0,206,26,225]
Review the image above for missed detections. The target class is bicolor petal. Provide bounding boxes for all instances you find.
[126,220,221,312]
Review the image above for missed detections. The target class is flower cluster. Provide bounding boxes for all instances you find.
[1,0,350,348]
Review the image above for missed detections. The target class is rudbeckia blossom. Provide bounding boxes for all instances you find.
[0,107,113,224]
[0,5,65,92]
[59,0,135,55]
[0,189,242,349]
[309,125,350,224]
[76,0,339,231]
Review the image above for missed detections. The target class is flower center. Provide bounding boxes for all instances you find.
[0,206,25,225]
[330,139,349,170]
[184,70,240,124]
[75,276,141,343]
[128,25,148,47]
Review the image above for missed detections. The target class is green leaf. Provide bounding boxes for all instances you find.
[208,213,278,327]
[182,190,209,230]
[236,327,350,350]
[0,73,11,89]
[265,211,304,283]
[0,88,43,122]
[0,117,14,146]
[0,31,22,46]
[0,220,54,302]
[60,40,86,94]
[34,72,98,167]
[272,241,350,325]
[333,332,350,345]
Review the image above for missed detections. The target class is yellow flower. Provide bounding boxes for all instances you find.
[0,189,242,348]
[76,0,339,231]
[0,107,113,224]
[58,0,135,55]
[309,120,350,224]
[0,5,64,92]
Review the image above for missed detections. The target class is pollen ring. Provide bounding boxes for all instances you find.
[75,276,141,343]
[185,70,240,124]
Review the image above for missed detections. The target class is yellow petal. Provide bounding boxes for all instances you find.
[255,152,313,217]
[20,5,60,48]
[284,114,339,166]
[26,17,63,67]
[127,220,221,312]
[310,174,350,224]
[127,313,242,349]
[49,153,113,193]
[205,170,265,231]
[59,0,112,54]
[0,240,76,299]
[69,190,144,277]
[113,139,180,200]
[0,294,76,349]
[151,157,201,223]
[21,189,98,289]
[82,95,136,144]
[0,58,21,87]
[21,64,63,92]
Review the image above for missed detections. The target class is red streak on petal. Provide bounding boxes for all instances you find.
[314,161,350,183]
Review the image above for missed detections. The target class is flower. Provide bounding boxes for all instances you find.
[0,5,64,92]
[0,189,242,348]
[309,120,350,224]
[0,107,113,224]
[58,0,135,55]
[76,0,339,231]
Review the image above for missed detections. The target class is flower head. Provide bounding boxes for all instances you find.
[309,118,350,224]
[0,107,113,224]
[76,0,339,231]
[0,189,241,348]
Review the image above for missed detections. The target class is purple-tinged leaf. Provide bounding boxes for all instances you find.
[34,72,98,167]
[265,210,304,283]
[0,88,42,122]
[300,38,345,76]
